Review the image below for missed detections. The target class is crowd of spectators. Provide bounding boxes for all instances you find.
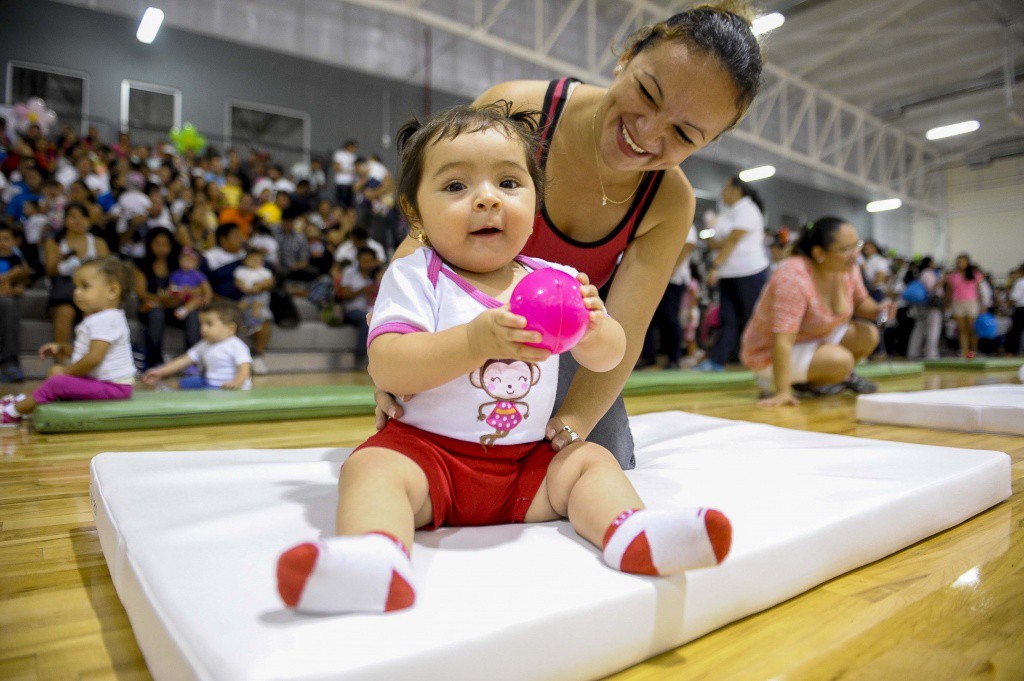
[0,119,405,382]
[643,228,1024,371]
[2,118,1021,389]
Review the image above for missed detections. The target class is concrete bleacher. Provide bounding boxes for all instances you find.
[14,288,359,379]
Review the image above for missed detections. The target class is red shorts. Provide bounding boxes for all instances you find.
[353,419,558,529]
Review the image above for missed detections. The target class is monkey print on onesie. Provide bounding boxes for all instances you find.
[471,359,542,448]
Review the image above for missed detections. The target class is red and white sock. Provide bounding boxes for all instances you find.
[276,531,416,614]
[602,508,732,576]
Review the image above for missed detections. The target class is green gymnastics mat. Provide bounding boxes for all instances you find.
[33,385,378,433]
[923,358,1024,371]
[623,370,755,396]
[855,362,924,378]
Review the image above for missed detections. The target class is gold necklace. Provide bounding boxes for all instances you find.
[591,107,645,207]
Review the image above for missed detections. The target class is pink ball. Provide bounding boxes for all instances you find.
[509,269,589,354]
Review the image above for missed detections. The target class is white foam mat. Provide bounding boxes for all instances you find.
[856,384,1024,435]
[90,412,1011,681]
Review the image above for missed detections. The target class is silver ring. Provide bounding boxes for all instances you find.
[561,425,580,443]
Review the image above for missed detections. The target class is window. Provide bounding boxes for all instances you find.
[6,61,88,133]
[121,80,181,148]
[226,100,309,167]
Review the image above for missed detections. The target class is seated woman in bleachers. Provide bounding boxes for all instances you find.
[741,217,891,407]
[133,227,203,370]
[43,202,110,355]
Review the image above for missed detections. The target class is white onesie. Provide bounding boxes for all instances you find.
[368,249,578,446]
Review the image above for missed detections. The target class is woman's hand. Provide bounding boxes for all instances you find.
[373,388,415,430]
[142,369,162,386]
[467,306,552,364]
[544,416,583,452]
[757,393,800,408]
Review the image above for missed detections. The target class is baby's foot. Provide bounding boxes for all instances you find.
[277,532,415,614]
[602,508,731,576]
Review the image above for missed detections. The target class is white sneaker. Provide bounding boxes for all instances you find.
[1,394,23,427]
[251,356,269,375]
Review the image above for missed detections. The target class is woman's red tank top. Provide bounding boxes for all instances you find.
[520,77,664,288]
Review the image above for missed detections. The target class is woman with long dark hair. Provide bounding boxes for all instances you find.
[43,202,110,352]
[376,2,766,468]
[945,253,983,359]
[132,227,201,369]
[695,175,770,371]
[740,217,891,406]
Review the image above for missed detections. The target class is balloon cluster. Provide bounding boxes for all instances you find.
[12,97,58,136]
[169,123,207,155]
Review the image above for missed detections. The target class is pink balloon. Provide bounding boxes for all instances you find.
[509,269,590,355]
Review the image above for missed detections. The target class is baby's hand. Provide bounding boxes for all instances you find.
[38,342,62,359]
[576,272,607,344]
[468,306,551,364]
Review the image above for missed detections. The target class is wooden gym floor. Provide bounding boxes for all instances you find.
[1,368,1021,680]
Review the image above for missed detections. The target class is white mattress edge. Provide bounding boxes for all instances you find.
[649,450,1012,653]
[91,455,207,681]
[855,395,1024,436]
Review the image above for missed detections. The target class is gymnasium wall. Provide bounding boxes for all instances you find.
[944,156,1024,277]
[0,0,463,166]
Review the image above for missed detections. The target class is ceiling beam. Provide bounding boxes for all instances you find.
[789,0,933,78]
[814,33,993,89]
[873,64,1024,119]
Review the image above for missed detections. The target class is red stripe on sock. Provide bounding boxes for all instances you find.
[276,542,320,608]
[703,509,732,564]
[620,531,658,576]
[602,509,640,550]
[385,570,416,612]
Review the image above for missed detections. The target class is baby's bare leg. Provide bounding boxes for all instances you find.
[335,447,433,549]
[528,442,731,575]
[525,442,642,546]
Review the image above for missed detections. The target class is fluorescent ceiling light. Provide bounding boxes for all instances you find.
[137,7,164,44]
[866,199,902,213]
[925,120,980,140]
[738,165,775,182]
[752,13,785,36]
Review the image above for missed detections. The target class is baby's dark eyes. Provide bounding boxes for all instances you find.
[499,179,521,190]
[444,182,466,192]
